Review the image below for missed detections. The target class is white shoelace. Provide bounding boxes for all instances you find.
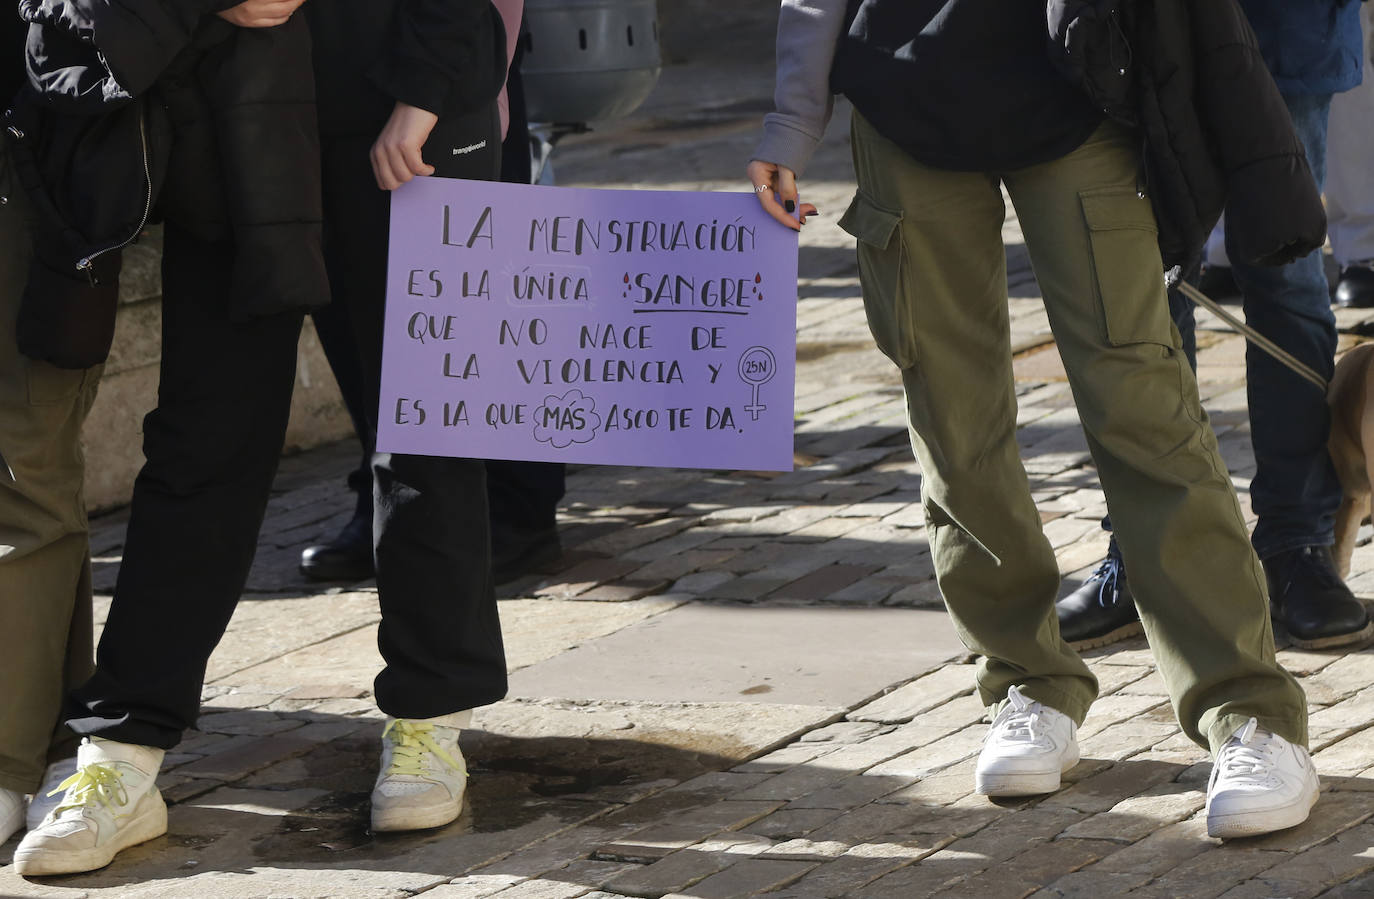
[1214,718,1274,783]
[992,686,1044,743]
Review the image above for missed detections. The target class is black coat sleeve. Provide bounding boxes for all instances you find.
[1190,0,1326,266]
[368,0,506,117]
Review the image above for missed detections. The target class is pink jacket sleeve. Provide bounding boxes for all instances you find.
[492,0,524,138]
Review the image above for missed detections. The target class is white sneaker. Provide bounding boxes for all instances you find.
[0,787,22,845]
[13,738,166,876]
[1206,718,1319,839]
[370,710,470,832]
[27,757,78,832]
[975,685,1080,796]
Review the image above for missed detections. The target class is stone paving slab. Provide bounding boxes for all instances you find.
[506,605,962,709]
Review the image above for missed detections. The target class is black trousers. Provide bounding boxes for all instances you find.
[68,108,509,750]
[320,107,508,720]
[68,225,306,748]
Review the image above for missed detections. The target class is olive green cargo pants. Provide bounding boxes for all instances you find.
[840,113,1307,755]
[0,141,98,793]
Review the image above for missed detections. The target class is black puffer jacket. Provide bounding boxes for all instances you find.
[10,0,327,367]
[1047,0,1326,271]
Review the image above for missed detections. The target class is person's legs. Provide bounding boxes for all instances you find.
[486,460,565,581]
[0,142,97,806]
[845,111,1098,727]
[1056,271,1198,648]
[320,106,507,831]
[1235,94,1340,557]
[66,225,304,749]
[1228,92,1369,648]
[1327,3,1374,306]
[486,50,567,581]
[1004,120,1307,755]
[321,114,508,722]
[300,294,376,582]
[18,225,304,875]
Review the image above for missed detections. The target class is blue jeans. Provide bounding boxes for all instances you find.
[1172,92,1339,560]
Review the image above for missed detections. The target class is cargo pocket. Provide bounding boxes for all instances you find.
[26,358,95,407]
[1080,188,1172,348]
[840,191,918,369]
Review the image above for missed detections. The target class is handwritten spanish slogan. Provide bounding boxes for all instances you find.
[376,178,799,470]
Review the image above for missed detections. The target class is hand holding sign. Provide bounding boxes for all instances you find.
[745,159,818,231]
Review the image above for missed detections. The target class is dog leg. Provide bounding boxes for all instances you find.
[1333,491,1368,580]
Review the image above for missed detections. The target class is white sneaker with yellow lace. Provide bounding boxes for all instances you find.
[14,738,166,876]
[371,710,470,831]
[26,757,77,832]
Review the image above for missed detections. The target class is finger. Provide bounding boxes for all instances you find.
[745,164,798,230]
[370,147,388,191]
[758,191,800,231]
[798,202,819,225]
[402,142,433,179]
[373,144,401,191]
[387,145,415,186]
[745,159,774,188]
[776,168,799,214]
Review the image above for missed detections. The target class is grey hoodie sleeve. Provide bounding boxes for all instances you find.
[750,0,847,177]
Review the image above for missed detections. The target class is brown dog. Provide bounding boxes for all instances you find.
[1329,341,1374,579]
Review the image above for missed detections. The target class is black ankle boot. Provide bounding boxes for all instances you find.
[1055,554,1143,650]
[300,508,375,582]
[1263,546,1372,649]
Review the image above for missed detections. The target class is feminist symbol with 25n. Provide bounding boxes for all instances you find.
[739,346,777,421]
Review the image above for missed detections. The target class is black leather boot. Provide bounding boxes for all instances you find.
[300,507,375,582]
[1335,264,1374,309]
[1263,546,1373,649]
[1055,553,1143,650]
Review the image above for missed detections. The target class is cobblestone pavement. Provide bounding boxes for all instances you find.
[6,3,1374,897]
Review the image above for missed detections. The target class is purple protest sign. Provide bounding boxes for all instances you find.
[376,177,799,471]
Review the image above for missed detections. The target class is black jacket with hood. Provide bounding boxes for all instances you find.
[1047,0,1327,272]
[9,0,328,368]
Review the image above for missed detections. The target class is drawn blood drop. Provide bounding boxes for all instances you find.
[755,273,762,283]
[623,273,630,283]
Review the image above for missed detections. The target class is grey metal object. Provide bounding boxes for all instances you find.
[522,0,661,124]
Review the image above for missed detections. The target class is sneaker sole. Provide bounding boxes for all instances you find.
[1207,784,1319,839]
[975,771,1063,796]
[371,798,462,832]
[1287,619,1374,651]
[14,793,167,876]
[976,746,1081,798]
[1067,620,1144,652]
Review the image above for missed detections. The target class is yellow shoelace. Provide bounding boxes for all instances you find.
[49,763,127,814]
[382,720,464,778]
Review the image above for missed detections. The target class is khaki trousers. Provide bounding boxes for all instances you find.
[0,142,98,792]
[840,113,1307,754]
